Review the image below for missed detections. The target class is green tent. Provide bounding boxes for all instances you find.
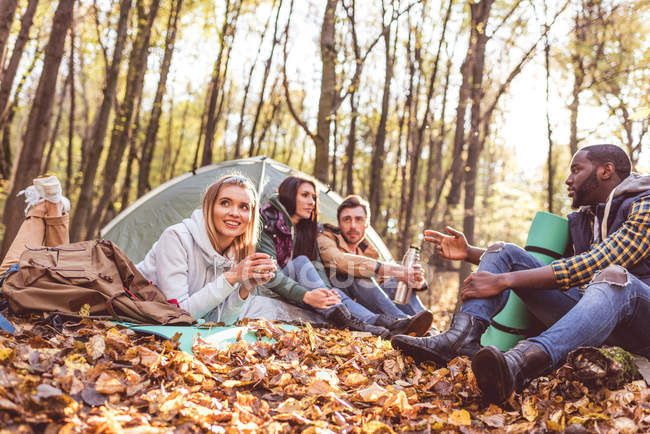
[101,156,393,263]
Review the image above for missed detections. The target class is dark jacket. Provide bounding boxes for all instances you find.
[567,173,650,284]
[257,194,331,302]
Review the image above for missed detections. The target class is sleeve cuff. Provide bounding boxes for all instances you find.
[550,259,570,290]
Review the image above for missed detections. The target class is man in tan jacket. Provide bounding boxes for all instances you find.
[318,195,433,334]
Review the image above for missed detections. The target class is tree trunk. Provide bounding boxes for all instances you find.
[568,9,586,157]
[85,0,161,239]
[249,0,283,156]
[0,40,40,180]
[0,0,39,127]
[424,59,452,227]
[458,0,494,293]
[1,0,75,257]
[344,93,358,195]
[137,0,183,197]
[445,55,471,209]
[0,0,19,75]
[69,0,132,242]
[169,100,189,180]
[368,0,396,228]
[66,17,75,196]
[545,11,554,214]
[42,72,71,173]
[312,0,339,184]
[201,0,242,167]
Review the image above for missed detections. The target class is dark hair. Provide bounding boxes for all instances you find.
[278,176,319,260]
[581,144,631,180]
[337,195,370,222]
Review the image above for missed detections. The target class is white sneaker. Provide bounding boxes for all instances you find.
[18,176,70,215]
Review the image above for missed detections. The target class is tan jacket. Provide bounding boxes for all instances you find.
[317,225,384,282]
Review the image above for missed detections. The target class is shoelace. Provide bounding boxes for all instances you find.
[17,185,71,215]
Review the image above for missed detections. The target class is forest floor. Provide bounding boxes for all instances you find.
[0,273,649,432]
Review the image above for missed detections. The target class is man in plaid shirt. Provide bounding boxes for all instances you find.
[392,144,650,403]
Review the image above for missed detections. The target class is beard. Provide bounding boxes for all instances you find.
[572,169,599,209]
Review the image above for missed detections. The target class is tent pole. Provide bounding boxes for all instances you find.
[257,157,267,200]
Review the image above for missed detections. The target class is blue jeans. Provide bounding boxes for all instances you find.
[331,276,411,319]
[461,243,650,367]
[282,256,379,324]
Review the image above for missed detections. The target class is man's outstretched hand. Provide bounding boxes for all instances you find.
[424,226,470,261]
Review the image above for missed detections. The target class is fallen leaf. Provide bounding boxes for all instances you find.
[522,396,538,421]
[449,409,471,426]
[94,372,125,394]
[85,335,105,361]
[344,372,368,387]
[34,384,62,402]
[355,382,388,403]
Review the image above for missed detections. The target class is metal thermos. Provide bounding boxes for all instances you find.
[392,245,420,305]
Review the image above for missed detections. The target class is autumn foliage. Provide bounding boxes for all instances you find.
[0,311,648,432]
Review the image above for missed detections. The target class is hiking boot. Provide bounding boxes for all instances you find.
[375,310,434,337]
[472,340,551,403]
[390,312,488,364]
[326,305,390,338]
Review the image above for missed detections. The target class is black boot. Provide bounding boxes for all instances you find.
[326,305,390,338]
[375,310,434,337]
[472,340,551,403]
[390,312,488,364]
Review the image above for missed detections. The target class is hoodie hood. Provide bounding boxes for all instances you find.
[601,173,650,240]
[268,194,295,228]
[183,209,233,271]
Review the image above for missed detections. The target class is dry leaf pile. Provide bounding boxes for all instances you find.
[0,312,649,433]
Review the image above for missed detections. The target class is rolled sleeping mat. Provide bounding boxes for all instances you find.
[480,211,569,351]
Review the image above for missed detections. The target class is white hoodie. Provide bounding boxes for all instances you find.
[136,209,247,324]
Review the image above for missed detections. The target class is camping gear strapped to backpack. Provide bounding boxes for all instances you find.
[1,239,195,325]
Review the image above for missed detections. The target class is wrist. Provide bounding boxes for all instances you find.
[224,270,238,286]
[499,273,513,291]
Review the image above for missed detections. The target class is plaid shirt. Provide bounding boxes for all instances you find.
[551,195,650,290]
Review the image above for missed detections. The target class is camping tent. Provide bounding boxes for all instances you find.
[101,157,395,324]
[101,156,394,263]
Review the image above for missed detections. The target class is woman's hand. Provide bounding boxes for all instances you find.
[424,226,470,261]
[225,253,277,287]
[460,271,508,302]
[303,288,341,309]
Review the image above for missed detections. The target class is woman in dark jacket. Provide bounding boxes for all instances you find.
[257,176,419,337]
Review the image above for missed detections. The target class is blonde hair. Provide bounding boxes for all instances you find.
[202,174,259,261]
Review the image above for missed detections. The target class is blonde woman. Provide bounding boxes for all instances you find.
[1,174,275,325]
[137,175,276,323]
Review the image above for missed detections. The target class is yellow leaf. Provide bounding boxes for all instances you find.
[449,409,471,426]
[344,372,368,387]
[361,420,395,434]
[522,396,538,422]
[79,303,90,317]
[0,348,12,361]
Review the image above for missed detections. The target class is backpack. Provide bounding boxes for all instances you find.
[1,240,195,325]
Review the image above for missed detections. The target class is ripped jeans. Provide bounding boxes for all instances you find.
[461,243,650,367]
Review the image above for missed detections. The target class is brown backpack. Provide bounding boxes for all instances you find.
[1,240,195,325]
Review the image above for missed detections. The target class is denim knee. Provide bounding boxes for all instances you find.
[481,242,524,259]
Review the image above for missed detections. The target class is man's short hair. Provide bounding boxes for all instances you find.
[337,195,370,222]
[581,144,631,180]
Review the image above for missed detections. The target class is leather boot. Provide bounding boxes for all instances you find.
[471,340,551,403]
[326,305,390,338]
[390,312,488,364]
[375,310,434,337]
